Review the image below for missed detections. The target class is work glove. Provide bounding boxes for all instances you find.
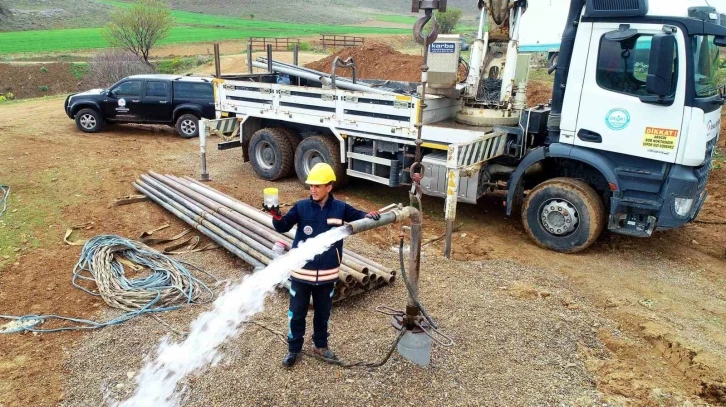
[365,211,381,221]
[269,207,282,221]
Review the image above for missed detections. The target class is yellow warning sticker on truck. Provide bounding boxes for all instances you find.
[642,127,678,150]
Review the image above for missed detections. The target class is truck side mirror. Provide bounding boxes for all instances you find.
[714,36,726,47]
[645,34,676,97]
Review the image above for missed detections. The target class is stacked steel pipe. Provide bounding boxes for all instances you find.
[133,172,396,302]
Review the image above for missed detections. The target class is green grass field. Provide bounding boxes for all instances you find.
[0,0,409,55]
[0,25,407,55]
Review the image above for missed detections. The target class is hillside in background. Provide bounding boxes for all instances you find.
[0,0,479,31]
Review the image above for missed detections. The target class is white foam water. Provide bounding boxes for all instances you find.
[117,226,352,407]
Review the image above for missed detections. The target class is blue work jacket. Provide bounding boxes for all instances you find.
[272,193,366,285]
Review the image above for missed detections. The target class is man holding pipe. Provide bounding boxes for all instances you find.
[269,163,380,368]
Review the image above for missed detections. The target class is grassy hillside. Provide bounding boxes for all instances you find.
[0,0,480,31]
[0,0,477,54]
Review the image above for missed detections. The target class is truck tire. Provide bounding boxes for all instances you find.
[249,128,294,181]
[294,135,347,187]
[176,113,200,139]
[275,127,301,177]
[75,108,104,133]
[521,178,605,253]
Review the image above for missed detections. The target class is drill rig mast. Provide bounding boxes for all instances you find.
[458,0,528,126]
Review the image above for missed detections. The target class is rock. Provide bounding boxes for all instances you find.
[692,239,699,245]
[127,371,135,380]
[116,383,124,389]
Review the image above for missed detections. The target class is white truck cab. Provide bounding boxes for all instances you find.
[505,0,724,250]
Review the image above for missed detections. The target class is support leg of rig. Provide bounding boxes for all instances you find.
[199,119,210,182]
[443,147,460,259]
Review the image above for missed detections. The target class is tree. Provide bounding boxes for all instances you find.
[436,8,463,34]
[102,0,173,65]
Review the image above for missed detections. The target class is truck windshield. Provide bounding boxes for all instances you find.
[692,35,720,98]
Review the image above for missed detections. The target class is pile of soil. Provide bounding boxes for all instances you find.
[527,80,553,106]
[305,43,424,82]
[0,63,83,99]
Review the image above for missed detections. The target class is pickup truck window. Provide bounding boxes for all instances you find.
[146,81,168,97]
[112,80,143,97]
[596,34,677,98]
[174,82,212,99]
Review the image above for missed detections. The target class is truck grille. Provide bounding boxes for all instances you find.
[695,136,719,195]
[592,0,640,11]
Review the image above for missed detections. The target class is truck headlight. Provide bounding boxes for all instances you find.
[674,197,694,217]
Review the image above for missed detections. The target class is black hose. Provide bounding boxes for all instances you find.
[399,237,438,329]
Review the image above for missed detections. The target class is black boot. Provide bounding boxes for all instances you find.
[282,351,299,368]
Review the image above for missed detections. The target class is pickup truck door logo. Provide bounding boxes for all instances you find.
[116,98,129,113]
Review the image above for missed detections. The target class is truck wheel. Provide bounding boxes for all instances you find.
[176,114,200,138]
[249,128,294,181]
[294,135,347,187]
[275,127,301,177]
[521,178,605,253]
[75,108,103,133]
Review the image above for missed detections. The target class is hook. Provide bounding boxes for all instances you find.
[413,9,439,46]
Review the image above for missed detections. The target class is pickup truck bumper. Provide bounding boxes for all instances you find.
[63,95,73,119]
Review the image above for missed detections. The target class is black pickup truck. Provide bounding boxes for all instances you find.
[64,74,215,138]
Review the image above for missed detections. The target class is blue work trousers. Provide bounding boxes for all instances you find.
[287,280,335,353]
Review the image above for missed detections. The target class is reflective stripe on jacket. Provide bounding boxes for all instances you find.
[272,193,366,285]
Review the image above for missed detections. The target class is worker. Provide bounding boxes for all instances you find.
[268,162,380,368]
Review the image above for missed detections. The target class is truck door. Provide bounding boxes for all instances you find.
[142,80,172,122]
[103,80,144,121]
[574,23,686,163]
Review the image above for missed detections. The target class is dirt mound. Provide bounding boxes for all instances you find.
[527,80,552,107]
[0,63,83,99]
[305,43,423,82]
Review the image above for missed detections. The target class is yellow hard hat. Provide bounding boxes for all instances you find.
[305,163,336,185]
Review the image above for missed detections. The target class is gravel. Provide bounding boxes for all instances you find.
[60,235,609,406]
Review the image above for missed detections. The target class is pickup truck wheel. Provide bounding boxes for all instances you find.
[294,135,347,187]
[249,128,294,181]
[521,178,605,253]
[176,114,200,138]
[75,108,103,133]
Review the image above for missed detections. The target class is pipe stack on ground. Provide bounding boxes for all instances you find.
[133,172,396,303]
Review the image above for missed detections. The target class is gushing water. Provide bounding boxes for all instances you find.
[118,226,352,407]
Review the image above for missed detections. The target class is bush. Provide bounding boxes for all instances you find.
[157,55,212,74]
[85,49,155,88]
[436,8,463,34]
[0,96,6,103]
[40,66,48,73]
[38,86,49,92]
[4,92,14,100]
[286,42,312,52]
